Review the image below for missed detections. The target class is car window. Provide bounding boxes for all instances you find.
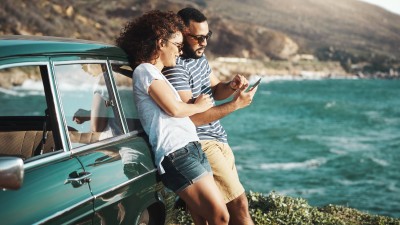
[111,63,141,132]
[54,63,123,148]
[0,65,57,160]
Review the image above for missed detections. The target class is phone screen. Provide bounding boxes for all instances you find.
[249,78,262,91]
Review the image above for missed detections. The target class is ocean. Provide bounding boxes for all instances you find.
[2,77,399,218]
[220,78,400,218]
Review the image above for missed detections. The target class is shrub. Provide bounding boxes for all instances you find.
[169,191,400,225]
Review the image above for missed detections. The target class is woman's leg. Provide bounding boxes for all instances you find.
[178,174,229,225]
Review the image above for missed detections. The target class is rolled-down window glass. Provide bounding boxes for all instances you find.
[54,63,122,148]
[110,63,142,132]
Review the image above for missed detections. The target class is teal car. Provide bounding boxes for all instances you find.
[0,36,174,225]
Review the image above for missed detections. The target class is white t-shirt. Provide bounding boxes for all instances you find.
[133,63,199,174]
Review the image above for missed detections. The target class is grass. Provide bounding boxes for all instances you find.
[170,191,400,225]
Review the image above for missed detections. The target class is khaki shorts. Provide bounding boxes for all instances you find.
[199,140,245,203]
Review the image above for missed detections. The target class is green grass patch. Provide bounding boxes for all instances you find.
[170,191,400,225]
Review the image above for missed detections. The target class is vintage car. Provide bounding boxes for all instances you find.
[0,35,174,225]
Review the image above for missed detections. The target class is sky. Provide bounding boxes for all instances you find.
[359,0,400,15]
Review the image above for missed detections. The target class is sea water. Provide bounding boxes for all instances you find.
[1,78,399,218]
[221,79,400,218]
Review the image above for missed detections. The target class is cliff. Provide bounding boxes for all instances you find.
[1,0,399,77]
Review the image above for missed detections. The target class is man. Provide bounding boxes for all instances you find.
[163,7,257,225]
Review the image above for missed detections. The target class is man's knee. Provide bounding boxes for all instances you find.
[227,193,249,212]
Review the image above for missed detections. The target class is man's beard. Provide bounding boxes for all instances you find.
[182,44,203,59]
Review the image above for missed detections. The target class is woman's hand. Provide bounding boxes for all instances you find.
[194,94,213,113]
[73,109,91,124]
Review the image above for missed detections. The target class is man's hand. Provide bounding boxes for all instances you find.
[229,74,249,91]
[232,85,258,110]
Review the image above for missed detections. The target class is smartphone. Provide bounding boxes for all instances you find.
[249,78,262,91]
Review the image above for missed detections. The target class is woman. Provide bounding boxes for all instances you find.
[116,10,229,225]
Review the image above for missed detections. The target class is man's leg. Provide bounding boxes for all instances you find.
[200,140,254,225]
[227,193,254,225]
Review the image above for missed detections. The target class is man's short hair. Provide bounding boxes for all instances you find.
[177,7,207,26]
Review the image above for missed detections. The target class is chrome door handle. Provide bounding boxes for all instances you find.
[65,171,92,187]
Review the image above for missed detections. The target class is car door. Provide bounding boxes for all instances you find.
[52,58,171,224]
[0,61,95,225]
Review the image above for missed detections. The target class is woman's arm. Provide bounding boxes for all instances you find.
[149,79,212,118]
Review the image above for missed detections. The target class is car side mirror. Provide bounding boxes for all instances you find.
[0,157,24,190]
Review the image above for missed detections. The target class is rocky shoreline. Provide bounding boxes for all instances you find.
[209,57,399,81]
[1,58,397,90]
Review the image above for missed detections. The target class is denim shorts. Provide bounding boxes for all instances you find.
[160,141,212,193]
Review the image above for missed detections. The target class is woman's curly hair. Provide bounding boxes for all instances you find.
[116,10,185,68]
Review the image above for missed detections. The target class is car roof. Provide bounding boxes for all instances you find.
[0,35,127,59]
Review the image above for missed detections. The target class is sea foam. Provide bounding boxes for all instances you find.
[259,157,327,170]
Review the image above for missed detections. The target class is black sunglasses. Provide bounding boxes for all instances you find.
[188,31,212,43]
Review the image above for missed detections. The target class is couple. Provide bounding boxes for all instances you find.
[116,8,258,225]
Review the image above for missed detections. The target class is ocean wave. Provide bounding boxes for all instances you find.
[329,148,348,155]
[387,181,399,193]
[364,111,400,126]
[298,135,374,152]
[279,188,325,196]
[0,87,25,96]
[1,80,45,97]
[368,156,390,167]
[16,79,44,91]
[231,142,260,152]
[259,90,272,96]
[0,87,44,98]
[324,101,336,109]
[251,74,358,82]
[259,157,327,170]
[336,178,392,188]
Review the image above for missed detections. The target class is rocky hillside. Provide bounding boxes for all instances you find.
[1,0,399,76]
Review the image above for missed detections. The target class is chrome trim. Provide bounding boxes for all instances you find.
[49,60,71,152]
[52,59,108,65]
[24,151,71,170]
[0,61,48,69]
[0,35,114,45]
[33,196,94,225]
[93,169,158,200]
[108,60,129,65]
[70,131,139,155]
[106,60,128,134]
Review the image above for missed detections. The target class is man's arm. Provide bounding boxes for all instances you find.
[178,86,258,126]
[211,72,249,101]
[190,100,239,126]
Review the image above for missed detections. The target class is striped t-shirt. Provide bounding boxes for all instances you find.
[163,55,228,143]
